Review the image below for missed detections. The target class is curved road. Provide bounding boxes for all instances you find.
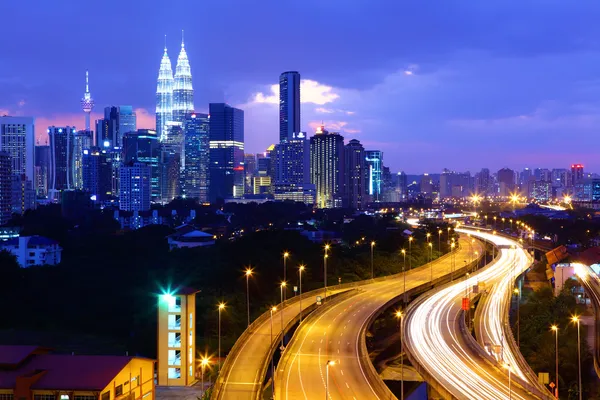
[404,229,552,399]
[276,237,481,400]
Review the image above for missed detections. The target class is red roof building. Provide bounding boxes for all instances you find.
[0,346,155,400]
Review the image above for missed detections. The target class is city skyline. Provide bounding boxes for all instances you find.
[3,1,600,172]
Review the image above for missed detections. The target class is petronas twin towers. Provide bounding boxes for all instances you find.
[156,33,194,141]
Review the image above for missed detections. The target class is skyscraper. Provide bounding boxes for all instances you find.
[96,106,136,148]
[73,130,93,189]
[279,71,301,143]
[160,123,184,203]
[273,133,309,185]
[365,150,383,202]
[344,139,365,209]
[48,126,77,201]
[208,103,244,203]
[82,147,112,203]
[571,164,584,185]
[34,145,50,197]
[310,125,344,208]
[497,167,515,197]
[156,42,174,141]
[81,70,94,131]
[0,152,12,225]
[0,116,35,183]
[172,35,194,124]
[119,162,151,211]
[122,129,161,202]
[183,113,209,202]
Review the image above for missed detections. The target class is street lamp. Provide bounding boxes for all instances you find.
[200,356,210,393]
[324,244,330,301]
[218,303,225,371]
[270,306,277,393]
[408,236,414,270]
[299,265,305,323]
[244,268,253,327]
[283,252,290,301]
[280,282,287,349]
[450,242,456,281]
[438,229,442,254]
[401,249,407,306]
[504,362,512,400]
[426,232,431,244]
[428,243,433,281]
[395,310,404,400]
[326,360,335,400]
[551,325,559,399]
[513,288,520,346]
[370,241,376,279]
[572,315,582,400]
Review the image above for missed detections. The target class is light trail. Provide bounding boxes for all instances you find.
[404,229,550,399]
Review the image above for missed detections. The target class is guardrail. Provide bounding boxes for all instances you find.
[212,241,467,400]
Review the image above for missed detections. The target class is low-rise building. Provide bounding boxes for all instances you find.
[0,236,62,267]
[166,225,216,250]
[0,345,155,400]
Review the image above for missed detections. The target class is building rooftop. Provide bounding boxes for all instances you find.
[0,347,151,391]
[0,236,59,248]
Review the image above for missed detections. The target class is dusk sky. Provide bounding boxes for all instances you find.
[2,1,600,173]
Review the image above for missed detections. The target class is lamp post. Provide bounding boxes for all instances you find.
[325,360,335,400]
[244,268,253,327]
[514,288,520,346]
[370,241,376,279]
[280,282,286,349]
[200,357,210,394]
[270,306,277,395]
[572,316,582,400]
[450,242,456,281]
[504,363,512,400]
[438,229,442,254]
[408,236,413,270]
[324,244,330,301]
[299,265,305,323]
[395,311,404,400]
[474,251,479,270]
[428,243,433,281]
[426,232,431,244]
[218,303,225,372]
[401,249,407,306]
[551,325,559,399]
[283,252,289,301]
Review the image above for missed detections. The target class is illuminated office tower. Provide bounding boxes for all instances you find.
[279,71,301,142]
[0,116,35,183]
[48,126,77,201]
[157,288,198,386]
[183,113,209,202]
[344,139,365,209]
[365,150,383,202]
[309,125,344,208]
[156,42,174,141]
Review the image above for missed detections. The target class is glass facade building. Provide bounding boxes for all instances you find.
[156,46,174,141]
[183,113,209,202]
[365,150,383,202]
[208,103,244,202]
[279,71,301,143]
[309,126,345,208]
[122,129,161,202]
[173,39,194,124]
[48,126,76,201]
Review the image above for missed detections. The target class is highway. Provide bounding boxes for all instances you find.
[276,237,481,400]
[213,286,349,400]
[574,262,600,378]
[404,229,553,400]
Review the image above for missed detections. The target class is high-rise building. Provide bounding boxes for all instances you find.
[82,147,112,203]
[244,153,257,194]
[123,129,161,202]
[172,36,194,124]
[273,133,311,201]
[11,174,36,215]
[80,70,94,131]
[183,113,209,202]
[279,71,301,143]
[156,42,174,141]
[0,152,12,225]
[571,164,584,185]
[365,150,383,202]
[96,106,136,149]
[0,116,35,184]
[157,288,198,386]
[34,145,50,197]
[73,130,93,189]
[344,139,365,209]
[119,162,151,211]
[475,168,491,196]
[208,103,244,202]
[310,125,344,208]
[48,126,77,201]
[396,171,408,201]
[160,123,184,203]
[497,167,515,197]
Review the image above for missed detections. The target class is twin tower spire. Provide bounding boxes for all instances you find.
[156,31,194,140]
